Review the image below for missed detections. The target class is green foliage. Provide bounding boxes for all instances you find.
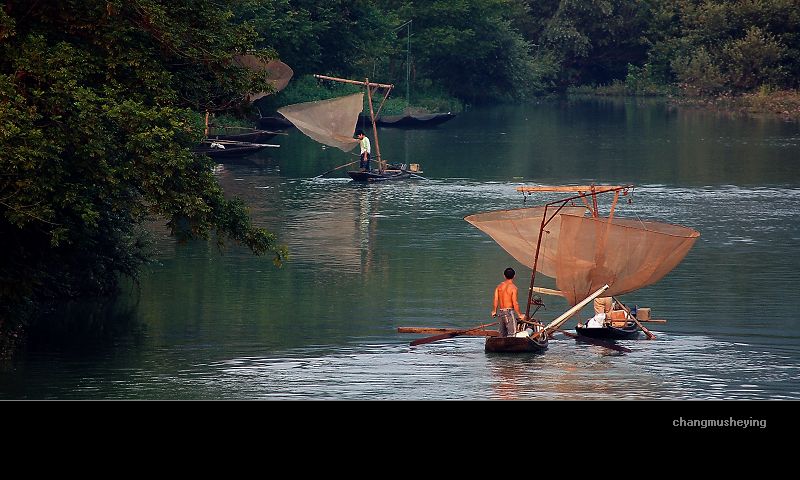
[235,0,401,78]
[623,63,674,96]
[671,47,726,95]
[266,74,361,108]
[1,0,287,336]
[721,26,785,91]
[647,0,799,95]
[523,0,652,88]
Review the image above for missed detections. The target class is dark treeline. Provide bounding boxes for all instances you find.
[1,0,798,353]
[236,0,800,106]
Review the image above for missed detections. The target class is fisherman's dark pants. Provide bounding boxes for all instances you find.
[497,308,518,337]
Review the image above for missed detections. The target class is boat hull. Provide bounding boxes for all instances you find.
[347,169,418,182]
[575,322,640,340]
[485,335,548,353]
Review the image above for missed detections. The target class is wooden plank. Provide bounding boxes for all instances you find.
[398,327,499,337]
[516,185,627,193]
[410,321,499,346]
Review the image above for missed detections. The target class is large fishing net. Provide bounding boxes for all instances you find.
[278,93,363,151]
[464,206,588,278]
[465,206,700,305]
[554,215,700,305]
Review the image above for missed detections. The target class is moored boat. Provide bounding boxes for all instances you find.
[208,130,282,143]
[358,112,456,128]
[192,140,278,159]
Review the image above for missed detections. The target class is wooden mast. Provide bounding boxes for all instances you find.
[365,78,382,172]
[312,74,394,173]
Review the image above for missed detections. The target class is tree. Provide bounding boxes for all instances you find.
[0,0,287,343]
[521,0,652,88]
[235,0,400,78]
[647,0,799,93]
[401,0,540,102]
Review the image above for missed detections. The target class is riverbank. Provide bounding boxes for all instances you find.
[570,84,800,122]
[671,89,800,121]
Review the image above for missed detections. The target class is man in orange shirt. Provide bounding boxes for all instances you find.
[491,267,526,337]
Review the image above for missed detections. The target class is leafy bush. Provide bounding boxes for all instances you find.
[671,47,726,95]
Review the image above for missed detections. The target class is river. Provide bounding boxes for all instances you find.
[2,98,799,400]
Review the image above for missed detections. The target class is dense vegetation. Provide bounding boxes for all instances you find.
[1,0,798,352]
[238,0,800,110]
[0,0,288,352]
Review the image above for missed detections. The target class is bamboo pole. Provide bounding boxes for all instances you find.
[313,74,393,89]
[541,284,610,334]
[613,297,657,339]
[397,327,499,336]
[365,78,383,172]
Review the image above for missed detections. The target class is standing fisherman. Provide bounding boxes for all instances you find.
[356,129,371,172]
[491,267,526,337]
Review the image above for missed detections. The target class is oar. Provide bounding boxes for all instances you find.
[313,160,360,179]
[556,329,632,353]
[613,297,656,340]
[410,321,498,347]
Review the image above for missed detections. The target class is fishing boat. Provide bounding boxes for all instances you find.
[575,321,640,340]
[485,335,548,353]
[573,299,653,340]
[277,74,424,182]
[464,185,700,351]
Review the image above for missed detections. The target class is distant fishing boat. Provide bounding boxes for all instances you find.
[277,74,425,182]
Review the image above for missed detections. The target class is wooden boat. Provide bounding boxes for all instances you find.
[575,321,640,340]
[192,139,279,159]
[465,185,700,347]
[347,162,424,182]
[348,169,415,182]
[277,74,424,182]
[485,334,548,353]
[358,112,456,128]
